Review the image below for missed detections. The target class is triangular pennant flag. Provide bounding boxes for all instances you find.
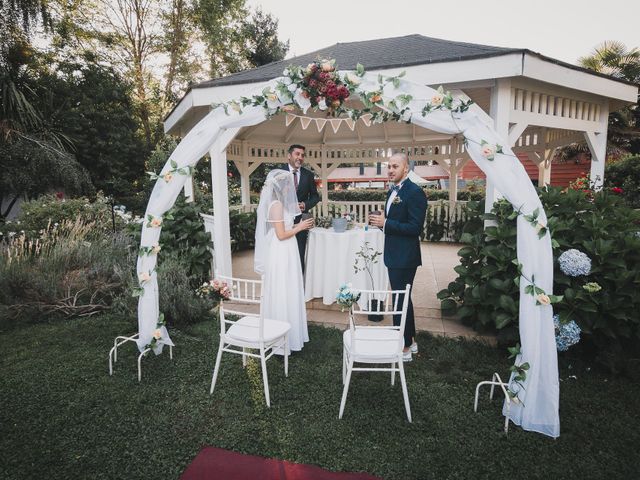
[361,114,372,127]
[315,118,327,132]
[329,118,342,134]
[285,114,296,127]
[300,117,312,130]
[344,118,355,131]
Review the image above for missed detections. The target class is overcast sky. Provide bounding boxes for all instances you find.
[247,0,639,66]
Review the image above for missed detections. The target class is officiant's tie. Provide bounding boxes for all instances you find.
[293,170,299,190]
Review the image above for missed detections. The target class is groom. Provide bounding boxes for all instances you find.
[282,144,319,272]
[369,153,428,362]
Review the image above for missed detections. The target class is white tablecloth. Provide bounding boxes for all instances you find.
[304,227,387,308]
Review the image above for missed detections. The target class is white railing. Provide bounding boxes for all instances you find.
[228,200,472,242]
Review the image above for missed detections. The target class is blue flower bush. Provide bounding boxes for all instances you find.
[438,186,640,370]
[558,249,591,277]
[553,314,581,352]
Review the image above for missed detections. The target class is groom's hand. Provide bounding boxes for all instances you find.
[369,212,385,228]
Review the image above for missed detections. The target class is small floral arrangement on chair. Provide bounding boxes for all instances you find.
[336,283,361,312]
[196,279,232,302]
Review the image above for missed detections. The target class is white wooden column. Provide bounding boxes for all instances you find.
[448,139,459,203]
[486,78,511,216]
[585,100,609,189]
[239,141,251,210]
[210,138,232,277]
[320,145,329,213]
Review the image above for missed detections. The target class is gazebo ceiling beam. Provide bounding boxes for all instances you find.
[354,122,363,143]
[239,124,261,141]
[282,121,298,143]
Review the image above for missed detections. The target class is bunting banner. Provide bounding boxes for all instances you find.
[282,113,372,132]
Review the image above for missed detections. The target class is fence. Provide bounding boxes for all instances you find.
[231,200,474,242]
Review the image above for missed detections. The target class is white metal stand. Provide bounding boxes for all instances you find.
[474,372,512,434]
[108,333,173,382]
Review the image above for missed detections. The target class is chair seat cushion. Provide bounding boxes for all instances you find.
[343,328,403,360]
[227,316,291,343]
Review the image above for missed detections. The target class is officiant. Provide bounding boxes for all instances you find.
[281,144,320,272]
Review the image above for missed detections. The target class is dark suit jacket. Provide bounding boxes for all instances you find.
[281,165,320,213]
[383,179,428,269]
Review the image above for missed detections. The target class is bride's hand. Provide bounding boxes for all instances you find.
[297,218,314,232]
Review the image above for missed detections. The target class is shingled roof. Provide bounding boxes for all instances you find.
[194,34,522,89]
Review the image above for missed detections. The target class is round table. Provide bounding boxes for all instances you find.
[304,226,387,308]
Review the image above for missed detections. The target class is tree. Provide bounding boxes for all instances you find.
[0,0,52,34]
[89,0,164,148]
[0,34,93,219]
[42,57,149,200]
[240,7,288,68]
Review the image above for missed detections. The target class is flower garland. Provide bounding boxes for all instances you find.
[147,160,194,183]
[145,313,167,354]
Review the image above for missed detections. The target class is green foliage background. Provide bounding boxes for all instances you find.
[438,188,640,370]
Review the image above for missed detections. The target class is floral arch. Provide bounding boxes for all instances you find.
[134,61,560,437]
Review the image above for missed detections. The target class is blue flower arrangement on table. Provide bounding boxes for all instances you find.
[558,249,592,277]
[336,283,361,312]
[553,314,581,351]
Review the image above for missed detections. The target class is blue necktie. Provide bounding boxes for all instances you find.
[390,184,400,193]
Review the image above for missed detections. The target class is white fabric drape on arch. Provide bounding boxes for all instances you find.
[136,71,559,438]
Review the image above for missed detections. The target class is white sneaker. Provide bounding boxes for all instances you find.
[402,350,412,362]
[410,342,418,354]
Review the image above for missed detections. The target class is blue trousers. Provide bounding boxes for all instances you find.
[387,267,417,348]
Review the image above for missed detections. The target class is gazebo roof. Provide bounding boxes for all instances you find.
[165,34,638,137]
[194,34,520,88]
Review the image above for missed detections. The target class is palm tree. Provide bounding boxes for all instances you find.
[579,41,640,82]
[560,41,640,160]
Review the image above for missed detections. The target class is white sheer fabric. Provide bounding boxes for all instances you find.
[136,71,559,437]
[254,169,301,275]
[254,170,308,352]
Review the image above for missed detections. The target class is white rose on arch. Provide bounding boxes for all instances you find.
[318,97,328,111]
[265,92,280,110]
[345,72,361,85]
[294,90,311,113]
[480,140,503,161]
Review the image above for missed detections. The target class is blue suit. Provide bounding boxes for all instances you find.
[383,179,428,347]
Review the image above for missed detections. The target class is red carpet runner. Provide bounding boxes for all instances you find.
[180,447,382,480]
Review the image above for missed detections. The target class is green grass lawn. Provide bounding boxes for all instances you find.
[1,315,639,480]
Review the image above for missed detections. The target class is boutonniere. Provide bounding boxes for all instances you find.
[392,196,402,205]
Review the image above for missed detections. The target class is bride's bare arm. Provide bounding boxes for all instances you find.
[270,202,314,240]
[273,218,314,240]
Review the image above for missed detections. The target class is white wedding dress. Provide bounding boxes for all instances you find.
[261,200,309,353]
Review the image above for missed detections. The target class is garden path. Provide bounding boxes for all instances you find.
[232,242,494,342]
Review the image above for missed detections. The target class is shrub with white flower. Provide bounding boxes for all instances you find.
[582,282,602,293]
[553,314,581,351]
[558,249,591,276]
[336,283,361,311]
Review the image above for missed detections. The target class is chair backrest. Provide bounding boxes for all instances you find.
[216,275,264,338]
[349,284,411,352]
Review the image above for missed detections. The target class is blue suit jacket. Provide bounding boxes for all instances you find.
[383,179,428,269]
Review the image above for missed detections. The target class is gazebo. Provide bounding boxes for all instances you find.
[119,36,640,438]
[164,35,637,275]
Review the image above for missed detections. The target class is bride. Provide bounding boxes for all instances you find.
[254,169,314,353]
